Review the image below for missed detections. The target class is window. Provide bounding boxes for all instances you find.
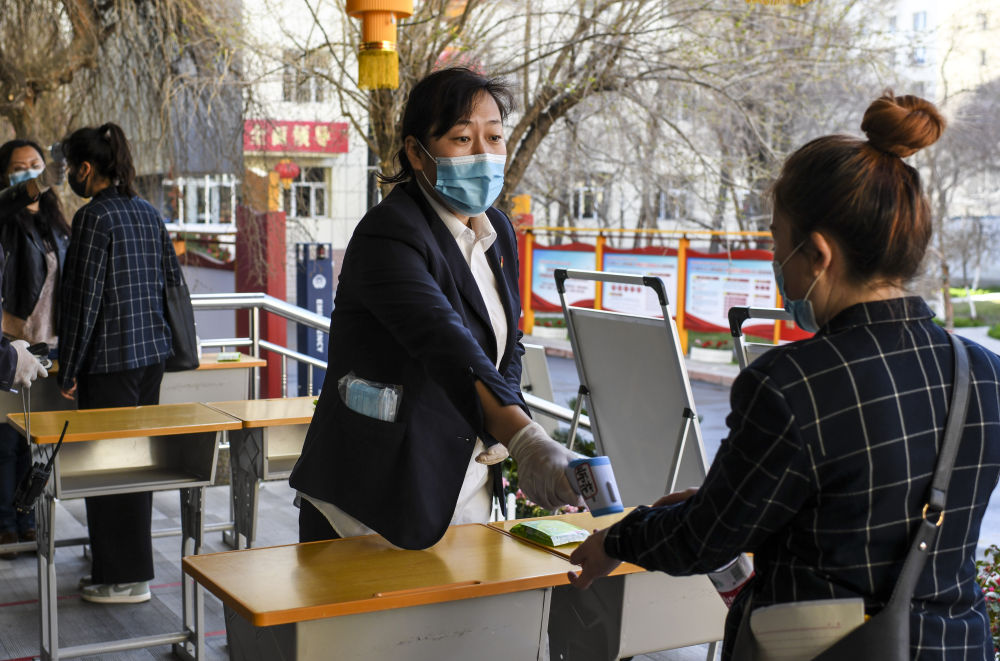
[162,175,239,230]
[571,186,599,220]
[888,15,897,32]
[655,187,688,221]
[982,49,988,67]
[911,46,927,65]
[912,11,926,31]
[282,50,328,103]
[282,167,328,218]
[977,12,988,30]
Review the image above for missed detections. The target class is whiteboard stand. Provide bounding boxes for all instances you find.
[552,268,721,661]
[728,306,793,369]
[554,268,709,506]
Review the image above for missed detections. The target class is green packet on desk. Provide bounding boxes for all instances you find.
[510,520,589,546]
[216,352,242,362]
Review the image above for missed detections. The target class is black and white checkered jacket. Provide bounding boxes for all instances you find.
[606,297,998,660]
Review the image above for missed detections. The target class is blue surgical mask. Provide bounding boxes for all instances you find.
[8,167,44,186]
[418,142,506,217]
[772,240,825,333]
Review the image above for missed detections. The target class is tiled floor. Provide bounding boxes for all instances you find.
[0,480,720,660]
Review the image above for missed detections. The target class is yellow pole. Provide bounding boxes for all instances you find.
[676,237,689,354]
[523,230,535,333]
[773,285,783,345]
[594,234,605,309]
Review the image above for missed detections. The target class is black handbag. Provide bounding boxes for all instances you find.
[161,228,200,372]
[734,333,971,661]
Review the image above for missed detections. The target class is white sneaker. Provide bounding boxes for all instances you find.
[80,581,151,604]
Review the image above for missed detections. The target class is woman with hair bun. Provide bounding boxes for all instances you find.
[569,92,1000,659]
[58,122,183,604]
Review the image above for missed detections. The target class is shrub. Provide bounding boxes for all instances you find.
[975,544,1000,656]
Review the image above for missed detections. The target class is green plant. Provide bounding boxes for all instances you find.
[989,324,1000,341]
[975,543,1000,655]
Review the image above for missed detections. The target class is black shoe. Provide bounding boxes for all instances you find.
[0,530,18,560]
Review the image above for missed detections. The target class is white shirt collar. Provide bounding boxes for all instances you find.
[418,183,498,251]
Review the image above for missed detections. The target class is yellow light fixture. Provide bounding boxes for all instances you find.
[345,0,414,90]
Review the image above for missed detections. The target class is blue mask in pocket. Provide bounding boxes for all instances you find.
[419,143,506,217]
[773,240,824,333]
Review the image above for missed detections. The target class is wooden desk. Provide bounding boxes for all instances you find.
[492,512,728,659]
[159,353,266,404]
[7,403,241,661]
[184,523,577,660]
[184,517,728,661]
[205,397,314,548]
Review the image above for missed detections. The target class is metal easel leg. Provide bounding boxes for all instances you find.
[706,640,719,661]
[566,385,590,452]
[665,408,695,494]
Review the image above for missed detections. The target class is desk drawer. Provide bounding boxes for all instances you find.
[48,432,220,499]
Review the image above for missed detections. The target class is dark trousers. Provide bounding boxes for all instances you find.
[298,497,342,543]
[78,362,165,584]
[0,422,33,534]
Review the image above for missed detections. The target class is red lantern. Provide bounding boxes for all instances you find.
[275,159,300,189]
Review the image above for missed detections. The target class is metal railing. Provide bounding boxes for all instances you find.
[190,292,589,429]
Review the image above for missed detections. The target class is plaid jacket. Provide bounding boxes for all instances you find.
[58,188,179,386]
[606,297,999,660]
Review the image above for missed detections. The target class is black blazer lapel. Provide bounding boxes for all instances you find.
[405,182,498,362]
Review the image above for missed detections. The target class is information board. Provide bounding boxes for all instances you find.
[601,252,678,317]
[685,257,776,330]
[532,247,596,311]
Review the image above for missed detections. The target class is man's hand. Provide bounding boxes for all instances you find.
[567,528,621,590]
[11,340,47,389]
[507,421,584,510]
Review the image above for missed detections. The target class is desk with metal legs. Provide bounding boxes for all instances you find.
[184,516,728,661]
[204,397,314,549]
[7,403,241,661]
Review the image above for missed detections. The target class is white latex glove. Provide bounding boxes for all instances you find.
[11,340,47,389]
[475,442,509,466]
[508,420,586,510]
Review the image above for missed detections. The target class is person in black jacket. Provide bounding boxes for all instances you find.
[0,150,58,556]
[290,68,583,550]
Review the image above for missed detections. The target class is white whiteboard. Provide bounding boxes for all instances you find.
[566,307,709,507]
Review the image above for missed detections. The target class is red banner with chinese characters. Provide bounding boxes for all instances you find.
[243,120,349,153]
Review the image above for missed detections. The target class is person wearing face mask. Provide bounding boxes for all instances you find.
[289,67,583,550]
[0,140,63,557]
[568,93,1000,660]
[57,123,182,603]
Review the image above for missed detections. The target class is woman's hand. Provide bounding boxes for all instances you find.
[59,379,77,401]
[567,528,621,590]
[651,487,699,508]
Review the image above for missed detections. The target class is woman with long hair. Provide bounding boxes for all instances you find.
[58,122,182,603]
[0,139,68,557]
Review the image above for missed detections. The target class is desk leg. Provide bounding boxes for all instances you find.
[35,493,59,660]
[228,428,262,550]
[174,486,205,661]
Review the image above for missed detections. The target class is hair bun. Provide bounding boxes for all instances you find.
[860,91,945,157]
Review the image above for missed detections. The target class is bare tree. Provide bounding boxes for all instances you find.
[919,78,1000,328]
